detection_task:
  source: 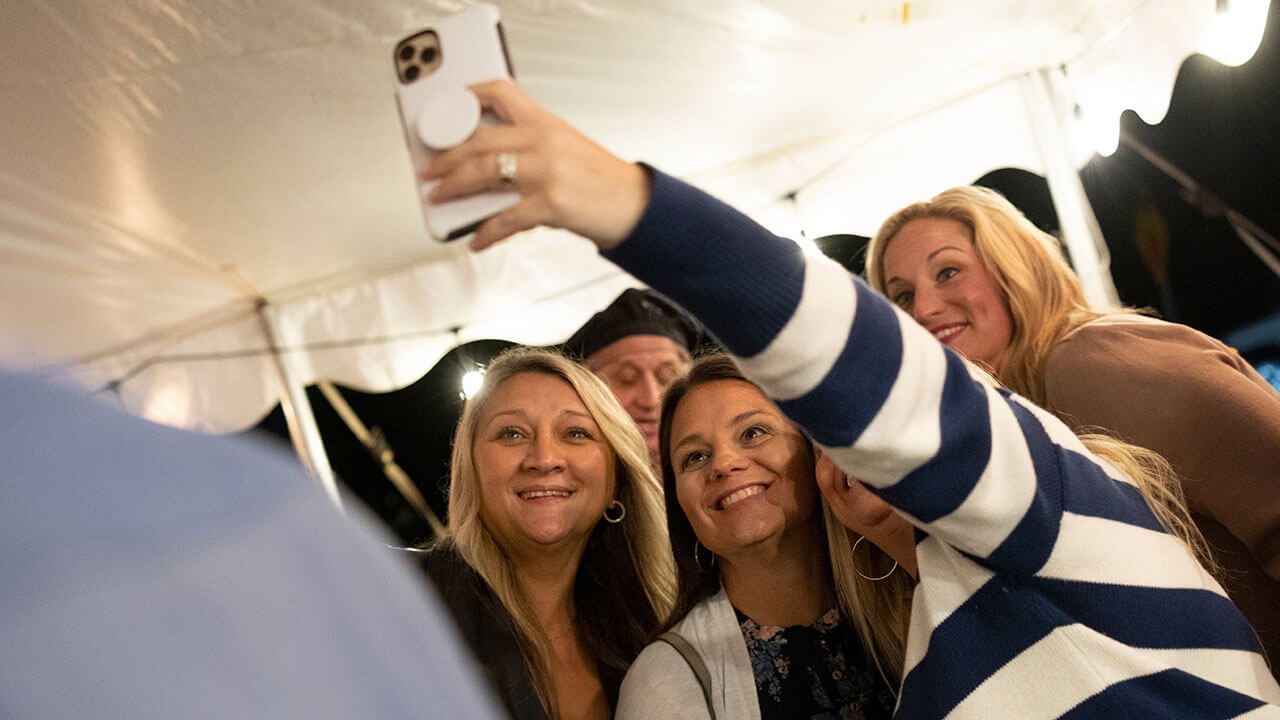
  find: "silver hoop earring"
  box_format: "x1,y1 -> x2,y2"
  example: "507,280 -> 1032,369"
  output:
852,535 -> 898,581
693,539 -> 717,573
603,500 -> 626,524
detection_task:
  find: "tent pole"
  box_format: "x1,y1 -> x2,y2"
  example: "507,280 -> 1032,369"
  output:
318,379 -> 445,536
254,300 -> 344,510
1119,131 -> 1280,281
1022,69 -> 1122,309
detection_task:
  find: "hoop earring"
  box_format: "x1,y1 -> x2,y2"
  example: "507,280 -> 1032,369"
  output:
603,500 -> 626,524
852,535 -> 898,581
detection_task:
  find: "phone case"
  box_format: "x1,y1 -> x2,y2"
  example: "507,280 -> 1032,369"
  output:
393,3 -> 517,241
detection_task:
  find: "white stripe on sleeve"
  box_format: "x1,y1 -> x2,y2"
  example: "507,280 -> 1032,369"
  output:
1039,513 -> 1222,590
923,383 -> 1037,558
948,624 -> 1167,720
902,538 -> 996,678
822,308 -> 947,488
738,256 -> 855,401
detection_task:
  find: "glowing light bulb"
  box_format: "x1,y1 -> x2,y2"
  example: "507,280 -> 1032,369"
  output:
461,369 -> 485,398
1071,103 -> 1121,159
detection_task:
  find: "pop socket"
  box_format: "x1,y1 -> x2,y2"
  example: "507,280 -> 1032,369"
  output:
416,87 -> 481,149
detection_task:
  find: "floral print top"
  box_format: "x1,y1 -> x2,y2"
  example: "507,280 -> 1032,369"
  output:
737,607 -> 896,720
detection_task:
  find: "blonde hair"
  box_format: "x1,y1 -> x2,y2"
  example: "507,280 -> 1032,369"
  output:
824,510 -> 914,690
865,184 -> 1212,553
866,185 -> 1115,406
442,346 -> 675,717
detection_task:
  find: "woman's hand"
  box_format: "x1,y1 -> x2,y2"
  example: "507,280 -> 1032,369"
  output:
816,453 -> 918,577
815,454 -> 897,534
422,79 -> 651,252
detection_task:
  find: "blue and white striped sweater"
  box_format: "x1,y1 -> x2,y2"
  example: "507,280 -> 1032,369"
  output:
606,168 -> 1280,718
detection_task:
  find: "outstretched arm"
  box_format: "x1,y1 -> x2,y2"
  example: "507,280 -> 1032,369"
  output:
430,79 -> 1180,578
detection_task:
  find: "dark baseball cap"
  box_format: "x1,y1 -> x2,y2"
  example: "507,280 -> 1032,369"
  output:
561,288 -> 707,361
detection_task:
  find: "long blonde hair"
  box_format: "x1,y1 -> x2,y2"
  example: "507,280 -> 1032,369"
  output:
866,185 -> 1117,406
442,346 -> 675,717
865,184 -> 1213,558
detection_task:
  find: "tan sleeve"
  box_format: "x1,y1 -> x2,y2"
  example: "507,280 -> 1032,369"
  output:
1043,319 -> 1280,583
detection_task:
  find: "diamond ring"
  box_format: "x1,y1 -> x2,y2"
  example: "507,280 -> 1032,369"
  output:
496,151 -> 518,186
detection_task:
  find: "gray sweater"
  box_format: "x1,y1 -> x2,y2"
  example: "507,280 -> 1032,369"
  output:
616,589 -> 760,720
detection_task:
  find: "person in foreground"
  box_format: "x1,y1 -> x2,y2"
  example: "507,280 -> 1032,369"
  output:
863,185 -> 1280,670
418,346 -> 675,720
615,354 -> 897,720
0,370 -> 503,720
424,79 -> 1280,718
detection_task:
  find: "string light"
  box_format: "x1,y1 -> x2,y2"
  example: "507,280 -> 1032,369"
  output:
461,368 -> 485,398
448,325 -> 486,399
1202,0 -> 1269,66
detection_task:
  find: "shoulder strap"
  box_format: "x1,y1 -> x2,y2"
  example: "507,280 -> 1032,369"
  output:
656,630 -> 715,720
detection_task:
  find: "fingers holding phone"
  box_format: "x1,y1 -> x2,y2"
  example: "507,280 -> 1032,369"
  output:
393,4 -> 517,242
423,80 -> 652,252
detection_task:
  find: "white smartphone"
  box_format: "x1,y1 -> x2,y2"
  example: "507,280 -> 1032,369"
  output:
393,3 -> 518,241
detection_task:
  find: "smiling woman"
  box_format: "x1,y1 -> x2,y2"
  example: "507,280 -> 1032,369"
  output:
615,354 -> 897,720
415,346 -> 674,720
473,372 -> 617,557
670,378 -> 819,547
877,217 -> 1014,374
866,185 -> 1280,672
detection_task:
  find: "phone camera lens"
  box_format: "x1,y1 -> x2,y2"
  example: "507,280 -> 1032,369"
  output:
420,46 -> 437,64
405,64 -> 420,81
398,45 -> 415,62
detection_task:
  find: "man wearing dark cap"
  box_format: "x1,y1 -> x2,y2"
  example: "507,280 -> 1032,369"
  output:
562,288 -> 706,468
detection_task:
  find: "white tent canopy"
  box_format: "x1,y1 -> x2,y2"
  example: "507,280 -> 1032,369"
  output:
1,0 -> 1269,439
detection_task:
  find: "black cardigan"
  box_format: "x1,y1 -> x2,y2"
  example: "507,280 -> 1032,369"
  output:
419,546 -> 549,720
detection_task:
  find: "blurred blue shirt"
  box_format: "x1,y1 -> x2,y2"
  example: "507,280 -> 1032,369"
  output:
0,371 -> 504,720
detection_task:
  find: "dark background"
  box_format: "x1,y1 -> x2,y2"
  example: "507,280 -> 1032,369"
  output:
246,4 -> 1280,545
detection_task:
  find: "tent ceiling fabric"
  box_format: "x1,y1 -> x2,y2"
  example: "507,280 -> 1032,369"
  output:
0,0 -> 1255,431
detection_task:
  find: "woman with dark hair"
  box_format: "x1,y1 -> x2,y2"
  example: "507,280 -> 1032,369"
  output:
614,353 -> 896,719
418,346 -> 674,720
421,79 -> 1280,717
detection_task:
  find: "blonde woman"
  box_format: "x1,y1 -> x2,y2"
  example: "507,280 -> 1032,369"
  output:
865,185 -> 1280,672
421,79 -> 1280,717
419,346 -> 674,720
